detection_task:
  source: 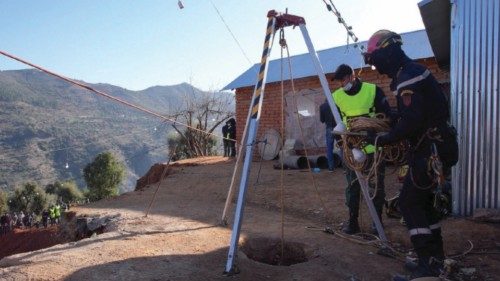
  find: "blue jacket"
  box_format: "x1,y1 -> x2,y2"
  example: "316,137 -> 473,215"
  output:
379,60 -> 449,146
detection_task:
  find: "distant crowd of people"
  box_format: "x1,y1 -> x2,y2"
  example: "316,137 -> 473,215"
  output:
0,203 -> 68,235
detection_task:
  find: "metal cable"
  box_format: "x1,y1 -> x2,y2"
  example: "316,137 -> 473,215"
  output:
208,0 -> 256,72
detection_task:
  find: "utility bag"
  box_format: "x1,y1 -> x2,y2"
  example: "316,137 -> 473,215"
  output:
435,124 -> 459,172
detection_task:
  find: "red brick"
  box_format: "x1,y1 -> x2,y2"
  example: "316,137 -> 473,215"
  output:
234,58 -> 448,154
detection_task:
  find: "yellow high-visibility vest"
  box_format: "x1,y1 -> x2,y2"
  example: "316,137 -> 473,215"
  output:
333,82 -> 377,154
54,205 -> 61,217
49,208 -> 56,218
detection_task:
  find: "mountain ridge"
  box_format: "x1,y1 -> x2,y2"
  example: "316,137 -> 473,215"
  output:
0,69 -> 233,192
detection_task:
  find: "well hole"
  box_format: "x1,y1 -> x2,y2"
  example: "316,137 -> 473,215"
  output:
241,237 -> 308,266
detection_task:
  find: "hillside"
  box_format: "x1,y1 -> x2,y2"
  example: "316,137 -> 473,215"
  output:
0,69 -> 233,192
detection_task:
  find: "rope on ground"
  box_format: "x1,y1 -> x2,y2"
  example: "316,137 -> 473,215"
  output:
449,240 -> 474,259
305,225 -> 407,262
336,231 -> 407,262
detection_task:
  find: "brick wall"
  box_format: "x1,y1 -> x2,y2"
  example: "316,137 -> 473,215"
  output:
234,58 -> 449,154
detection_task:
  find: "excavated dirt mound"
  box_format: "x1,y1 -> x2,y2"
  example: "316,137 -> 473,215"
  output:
135,157 -> 233,190
135,163 -> 173,191
0,226 -> 69,259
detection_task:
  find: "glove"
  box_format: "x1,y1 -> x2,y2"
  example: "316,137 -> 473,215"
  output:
376,132 -> 390,146
365,130 -> 389,146
364,130 -> 377,145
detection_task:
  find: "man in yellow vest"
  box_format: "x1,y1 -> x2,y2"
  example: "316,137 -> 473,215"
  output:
332,64 -> 392,234
54,203 -> 61,224
49,205 -> 56,226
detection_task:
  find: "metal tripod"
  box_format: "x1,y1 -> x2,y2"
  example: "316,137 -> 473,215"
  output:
223,10 -> 387,275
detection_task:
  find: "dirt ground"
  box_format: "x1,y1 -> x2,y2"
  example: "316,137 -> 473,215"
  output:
0,156 -> 499,281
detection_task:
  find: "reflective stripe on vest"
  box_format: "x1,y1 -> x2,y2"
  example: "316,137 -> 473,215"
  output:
332,82 -> 377,154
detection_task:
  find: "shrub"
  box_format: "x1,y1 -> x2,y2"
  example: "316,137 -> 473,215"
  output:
83,152 -> 125,201
8,182 -> 49,215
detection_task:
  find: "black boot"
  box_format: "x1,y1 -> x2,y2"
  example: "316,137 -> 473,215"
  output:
395,256 -> 441,281
413,256 -> 441,277
342,214 -> 360,235
405,229 -> 445,273
431,228 -> 445,261
409,234 -> 441,278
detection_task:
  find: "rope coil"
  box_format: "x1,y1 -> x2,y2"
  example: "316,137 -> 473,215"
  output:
339,115 -> 407,201
341,114 -> 406,172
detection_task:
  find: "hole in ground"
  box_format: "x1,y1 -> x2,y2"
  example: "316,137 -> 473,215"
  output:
241,237 -> 308,266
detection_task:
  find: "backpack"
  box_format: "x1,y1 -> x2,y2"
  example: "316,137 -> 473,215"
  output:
435,124 -> 459,172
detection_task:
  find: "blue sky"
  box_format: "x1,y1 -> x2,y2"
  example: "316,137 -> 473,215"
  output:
0,1 -> 425,92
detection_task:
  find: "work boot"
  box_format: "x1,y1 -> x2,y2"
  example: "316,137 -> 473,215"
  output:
411,256 -> 441,278
342,218 -> 360,234
395,256 -> 442,281
406,228 -> 445,272
404,257 -> 419,272
430,228 -> 445,261
404,256 -> 443,275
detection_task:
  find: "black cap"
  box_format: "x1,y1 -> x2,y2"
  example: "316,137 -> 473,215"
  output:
332,64 -> 353,81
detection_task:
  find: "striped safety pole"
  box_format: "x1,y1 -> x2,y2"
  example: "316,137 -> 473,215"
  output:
223,14 -> 277,275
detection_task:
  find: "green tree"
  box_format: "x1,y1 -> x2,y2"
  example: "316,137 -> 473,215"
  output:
57,181 -> 83,203
45,180 -> 83,203
0,190 -> 8,214
8,182 -> 49,214
45,181 -> 63,195
83,152 -> 125,201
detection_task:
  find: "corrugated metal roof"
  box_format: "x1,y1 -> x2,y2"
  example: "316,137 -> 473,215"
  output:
223,29 -> 434,90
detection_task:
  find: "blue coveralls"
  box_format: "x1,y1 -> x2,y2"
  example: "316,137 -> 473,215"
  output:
377,58 -> 458,272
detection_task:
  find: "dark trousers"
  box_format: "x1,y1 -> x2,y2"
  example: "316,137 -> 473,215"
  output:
223,140 -> 230,157
228,140 -> 236,157
344,158 -> 386,220
399,148 -> 444,260
325,126 -> 335,170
